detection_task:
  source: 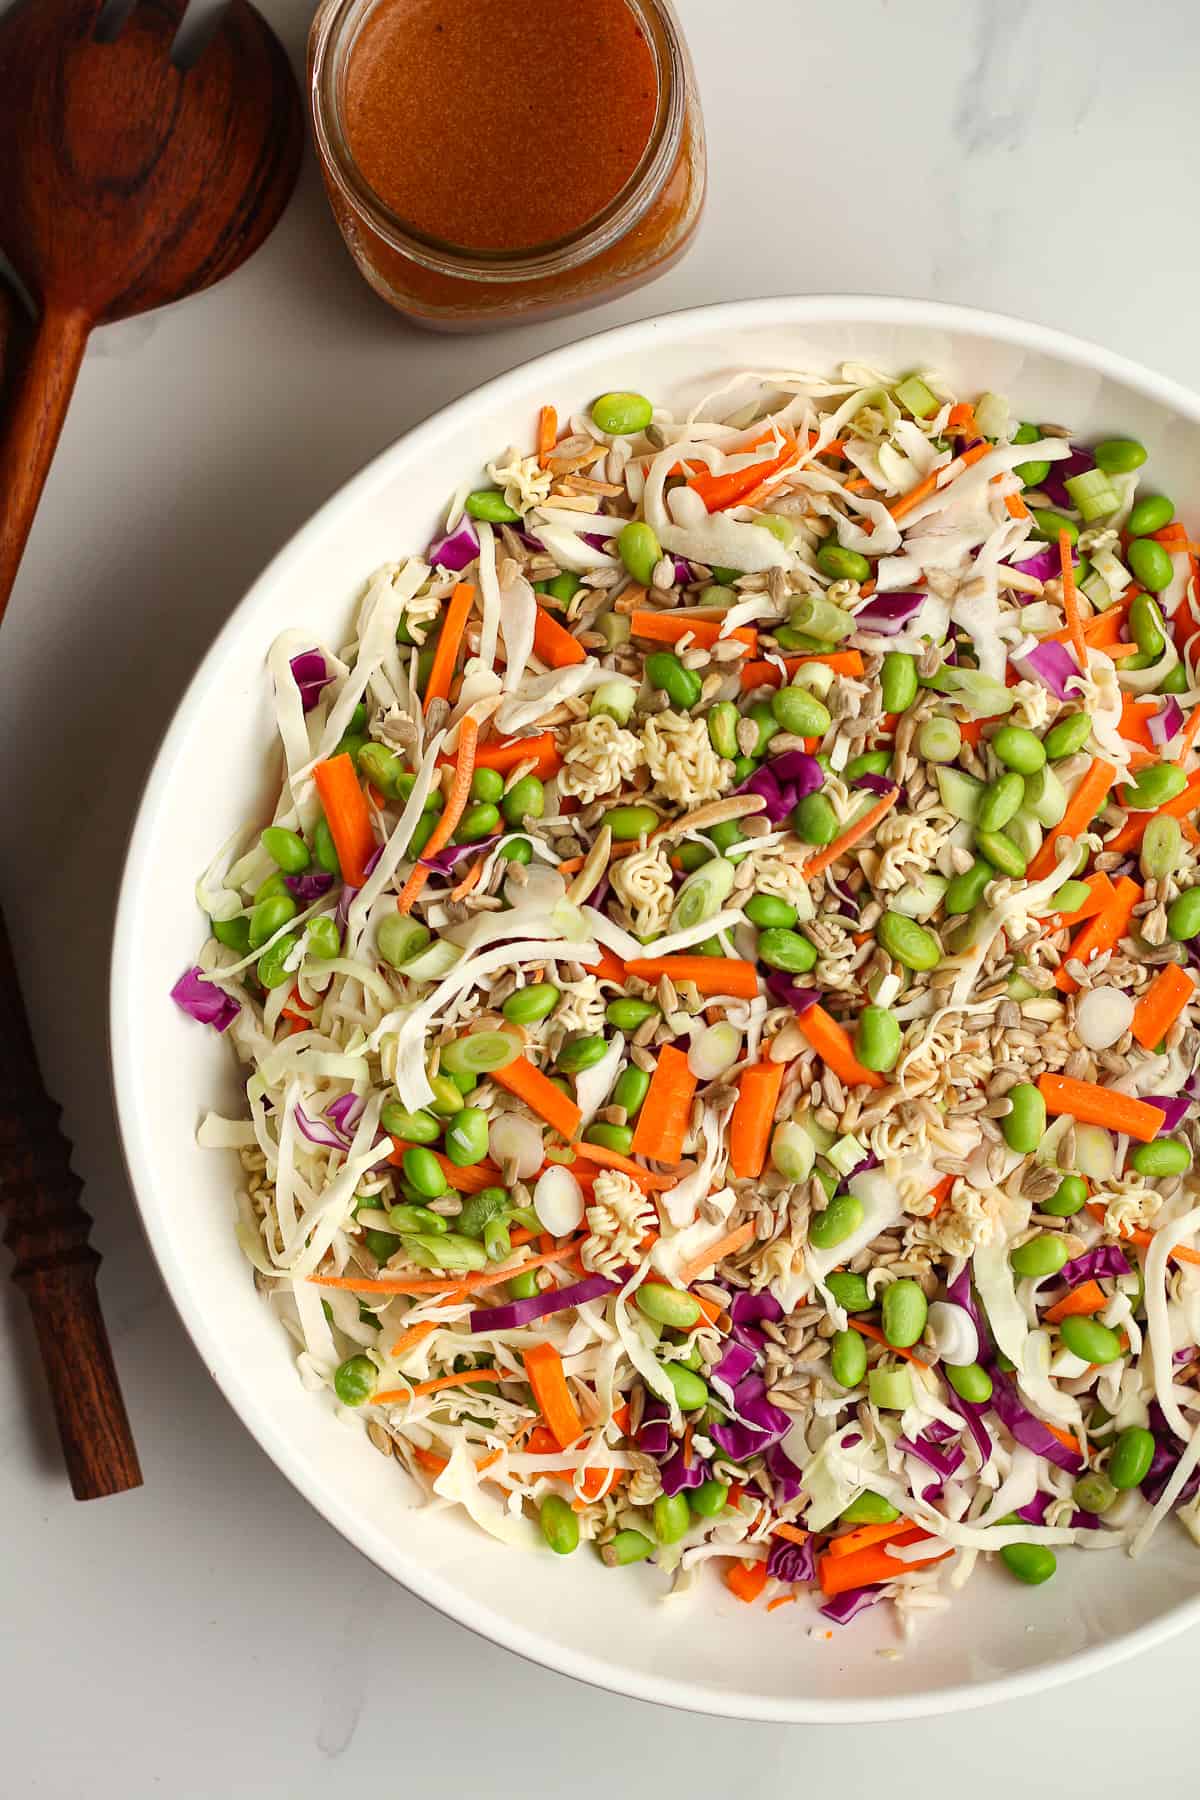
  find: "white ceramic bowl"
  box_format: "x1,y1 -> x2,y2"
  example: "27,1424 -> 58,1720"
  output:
112,297 -> 1200,1721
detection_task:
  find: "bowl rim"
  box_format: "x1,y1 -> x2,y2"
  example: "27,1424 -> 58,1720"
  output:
111,292 -> 1200,1722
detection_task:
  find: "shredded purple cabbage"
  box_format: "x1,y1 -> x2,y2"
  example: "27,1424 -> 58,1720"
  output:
422,835 -> 501,873
1139,1094 -> 1192,1134
284,871 -> 335,902
819,1585 -> 886,1625
766,1535 -> 816,1583
468,1273 -> 618,1334
427,516 -> 480,572
897,1432 -> 965,1482
659,1445 -> 710,1497
764,971 -> 820,1016
288,650 -> 333,714
989,1372 -> 1082,1471
1057,1245 -> 1130,1289
1016,1491 -> 1052,1525
709,1374 -> 792,1460
170,967 -> 240,1032
764,1440 -> 805,1503
294,1104 -> 351,1151
851,591 -> 925,636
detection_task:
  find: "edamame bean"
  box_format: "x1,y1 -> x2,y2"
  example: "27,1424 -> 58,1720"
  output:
455,801 -> 501,842
1128,538 -> 1175,595
470,766 -> 505,804
377,914 -> 430,969
254,865 -> 289,900
1002,1083 -> 1046,1156
359,743 -> 406,796
1142,814 -> 1183,881
540,1494 -> 580,1555
248,892 -> 297,948
1010,1231 -> 1068,1279
791,793 -> 838,845
1128,494 -> 1175,537
675,842 -> 713,873
876,910 -> 940,972
744,701 -> 780,756
1073,1473 -> 1117,1516
605,804 -> 659,841
945,1361 -> 993,1404
1093,438 -> 1147,475
844,750 -> 892,782
503,983 -> 560,1025
261,826 -> 311,874
661,1362 -> 709,1410
1125,761 -> 1188,811
592,391 -> 653,435
1042,711 -> 1093,760
839,1490 -> 900,1525
481,1217 -> 511,1263
826,1271 -> 872,1313
501,776 -> 545,826
881,651 -> 919,714
499,838 -> 532,864
637,1284 -> 703,1330
380,1103 -> 441,1143
457,1187 -> 509,1238
386,1203 -> 447,1235
613,1066 -> 651,1117
428,1073 -> 468,1116
583,1122 -> 635,1154
508,1269 -> 540,1301
408,814 -> 436,858
978,771 -> 1025,832
1109,1426 -> 1155,1490
606,997 -> 658,1031
619,520 -> 661,586
646,649 -> 701,710
690,1478 -> 731,1518
1031,509 -> 1078,545
1013,421 -> 1051,488
882,1279 -> 928,1349
757,927 -> 818,974
830,1329 -> 868,1388
917,715 -> 962,763
1168,887 -> 1200,941
557,1035 -> 609,1075
707,700 -> 740,759
1042,1173 -> 1087,1217
1130,592 -> 1167,662
332,731 -> 367,764
1159,661 -> 1189,693
465,488 -> 521,523
306,916 -> 341,960
992,725 -> 1046,774
1059,1315 -> 1124,1364
212,915 -> 251,954
770,685 -> 832,737
816,543 -> 871,583
653,1492 -> 693,1546
808,1192 -> 865,1250
974,829 -> 1027,878
334,1354 -> 377,1406
1000,1543 -> 1056,1585
1051,879 -> 1092,914
944,857 -> 995,915
445,1108 -> 489,1167
729,757 -> 758,783
256,932 -> 299,989
1129,1136 -> 1192,1176
856,1005 -> 901,1073
744,893 -> 798,929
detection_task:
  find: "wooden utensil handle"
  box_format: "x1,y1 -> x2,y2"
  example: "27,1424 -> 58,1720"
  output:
0,905 -> 142,1499
0,303 -> 90,628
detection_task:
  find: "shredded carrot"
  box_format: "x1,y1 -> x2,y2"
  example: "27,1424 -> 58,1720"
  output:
571,1468 -> 626,1510
589,943 -> 628,984
1130,963 -> 1196,1050
449,857 -> 485,901
797,1003 -> 886,1091
491,1054 -> 582,1141
1055,876 -> 1142,993
1105,768 -> 1200,853
312,753 -> 378,888
677,1220 -> 755,1287
464,731 -> 561,779
532,605 -> 586,668
825,1519 -> 915,1561
1038,1075 -> 1166,1144
1058,529 -> 1088,670
886,442 -> 988,523
1025,758 -> 1117,881
630,1045 -> 697,1164
1043,1280 -> 1107,1325
739,650 -> 865,691
947,402 -> 977,435
411,1445 -> 449,1476
536,404 -> 557,467
766,1593 -> 797,1612
1084,1201 -> 1200,1268
802,786 -> 900,883
388,1139 -> 504,1194
374,1367 -> 504,1405
724,1557 -> 770,1604
1119,696 -> 1161,753
727,1059 -> 785,1180
1037,870 -> 1116,928
848,1317 -> 930,1369
927,1174 -> 954,1218
571,1139 -> 674,1189
689,432 -> 798,512
1044,1420 -> 1084,1457
395,717 -> 478,913
819,1528 -> 947,1598
310,1245 -> 577,1297
422,582 -> 475,712
1151,521 -> 1190,551
524,1341 -> 583,1449
629,610 -> 758,655
1175,706 -> 1200,768
622,954 -> 760,999
388,1319 -> 439,1358
1004,491 -> 1030,521
772,1522 -> 810,1547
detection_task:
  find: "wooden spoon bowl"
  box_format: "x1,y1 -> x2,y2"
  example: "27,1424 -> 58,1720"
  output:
0,0 -> 303,614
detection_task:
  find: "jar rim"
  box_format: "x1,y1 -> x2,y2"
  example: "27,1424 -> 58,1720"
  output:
309,0 -> 688,285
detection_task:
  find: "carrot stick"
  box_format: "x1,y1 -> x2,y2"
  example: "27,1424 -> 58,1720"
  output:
422,582 -> 475,713
532,605 -> 586,668
312,753 -> 378,888
1130,963 -> 1196,1050
1151,521 -> 1190,551
1119,697 -> 1161,752
523,1341 -> 583,1448
689,433 -> 798,512
310,1245 -> 578,1296
818,1529 -> 948,1597
947,402 -> 977,435
1038,1075 -> 1166,1143
374,1367 -> 506,1404
1026,759 -> 1117,881
740,650 -> 865,691
1043,1280 -> 1107,1325
724,1558 -> 770,1604
1105,768 -> 1200,854
1036,870 -> 1116,927
629,610 -> 758,654
571,1139 -> 675,1190
1058,529 -> 1088,671
536,404 -> 557,467
797,1003 -> 886,1091
492,1054 -> 583,1141
588,943 -> 628,985
801,786 -> 900,882
848,1317 -> 930,1369
465,731 -> 562,779
1174,707 -> 1200,768
1054,876 -> 1142,993
623,955 -> 760,999
826,1519 -> 916,1560
677,1220 -> 755,1287
772,1522 -> 810,1547
1004,492 -> 1030,521
728,1059 -> 785,1180
630,1044 -> 696,1164
1085,1201 -> 1200,1268
388,1140 -> 504,1194
395,717 -> 478,913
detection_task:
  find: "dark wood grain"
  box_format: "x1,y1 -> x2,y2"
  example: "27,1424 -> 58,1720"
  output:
0,0 -> 304,618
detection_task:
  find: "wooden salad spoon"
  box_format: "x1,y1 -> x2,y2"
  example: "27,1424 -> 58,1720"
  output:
0,0 -> 304,621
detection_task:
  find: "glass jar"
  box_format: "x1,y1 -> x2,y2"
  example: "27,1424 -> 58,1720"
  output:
308,0 -> 705,331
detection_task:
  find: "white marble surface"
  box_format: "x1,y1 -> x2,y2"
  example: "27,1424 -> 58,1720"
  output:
3,0 -> 1200,1791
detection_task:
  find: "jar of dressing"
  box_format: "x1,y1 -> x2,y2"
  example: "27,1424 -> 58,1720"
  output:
308,0 -> 705,329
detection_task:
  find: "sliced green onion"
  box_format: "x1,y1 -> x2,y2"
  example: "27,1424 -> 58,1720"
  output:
868,1364 -> 914,1410
895,375 -> 939,419
935,766 -> 986,823
1064,469 -> 1120,522
440,1030 -> 523,1076
789,596 -> 856,642
669,856 -> 736,933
